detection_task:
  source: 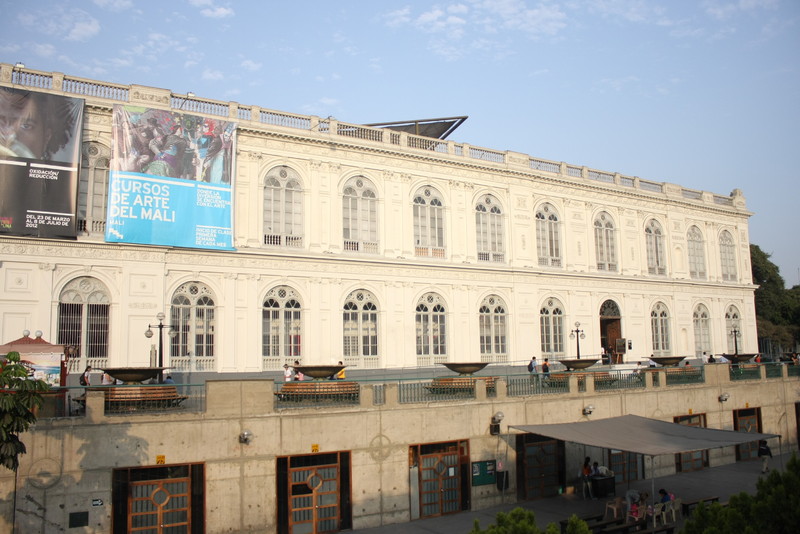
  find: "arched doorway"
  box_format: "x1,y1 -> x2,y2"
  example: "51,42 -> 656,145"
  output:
599,300 -> 623,364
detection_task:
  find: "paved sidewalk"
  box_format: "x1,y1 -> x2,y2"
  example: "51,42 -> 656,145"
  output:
353,452 -> 794,533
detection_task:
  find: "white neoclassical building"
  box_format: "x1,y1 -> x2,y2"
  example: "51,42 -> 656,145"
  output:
0,63 -> 756,375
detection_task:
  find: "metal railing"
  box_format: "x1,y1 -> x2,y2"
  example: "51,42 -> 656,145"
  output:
729,364 -> 760,381
38,384 -> 206,418
665,367 -> 705,385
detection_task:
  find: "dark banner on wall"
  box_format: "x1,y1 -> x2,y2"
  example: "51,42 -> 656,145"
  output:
106,105 -> 235,249
0,87 -> 84,238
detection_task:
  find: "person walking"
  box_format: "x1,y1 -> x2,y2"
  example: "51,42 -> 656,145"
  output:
758,440 -> 773,473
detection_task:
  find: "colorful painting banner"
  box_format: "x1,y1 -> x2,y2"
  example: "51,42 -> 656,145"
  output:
0,87 -> 84,238
106,105 -> 235,249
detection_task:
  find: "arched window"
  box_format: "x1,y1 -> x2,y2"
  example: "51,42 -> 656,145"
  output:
536,203 -> 562,267
650,302 -> 671,355
342,176 -> 378,254
170,282 -> 216,371
57,276 -> 110,370
78,142 -> 110,236
687,226 -> 706,280
263,166 -> 303,247
594,212 -> 617,271
475,195 -> 504,262
343,289 -> 379,367
719,230 -> 737,282
725,306 -> 741,354
539,298 -> 565,357
413,187 -> 445,258
693,304 -> 711,357
262,286 -> 302,369
415,293 -> 447,365
645,219 -> 667,275
479,295 -> 507,362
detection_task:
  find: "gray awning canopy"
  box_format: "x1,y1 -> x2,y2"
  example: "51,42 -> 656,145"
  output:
511,415 -> 779,457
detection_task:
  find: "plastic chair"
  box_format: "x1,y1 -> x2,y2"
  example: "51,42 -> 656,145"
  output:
605,497 -> 624,518
651,503 -> 665,526
665,498 -> 682,522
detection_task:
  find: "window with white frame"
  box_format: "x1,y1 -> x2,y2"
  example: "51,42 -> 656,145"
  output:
479,295 -> 507,362
536,203 -> 562,267
413,187 -> 445,258
170,282 -> 216,371
693,304 -> 711,357
650,302 -> 671,355
342,289 -> 379,367
57,277 -> 110,368
263,166 -> 303,247
719,230 -> 737,282
687,226 -> 707,280
342,177 -> 378,254
645,219 -> 667,275
725,306 -> 741,354
77,142 -> 110,236
262,286 -> 302,368
415,293 -> 447,364
539,298 -> 565,357
594,211 -> 617,271
475,195 -> 504,262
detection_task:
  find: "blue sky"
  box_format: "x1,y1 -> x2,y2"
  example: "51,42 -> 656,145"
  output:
2,0 -> 799,285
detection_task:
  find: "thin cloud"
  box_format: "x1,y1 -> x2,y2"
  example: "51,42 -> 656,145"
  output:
241,59 -> 262,71
67,17 -> 101,41
202,68 -> 224,80
18,7 -> 101,42
201,6 -> 234,18
92,0 -> 134,10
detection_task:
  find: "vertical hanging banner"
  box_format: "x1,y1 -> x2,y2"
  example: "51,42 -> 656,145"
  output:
106,105 -> 235,249
0,87 -> 84,238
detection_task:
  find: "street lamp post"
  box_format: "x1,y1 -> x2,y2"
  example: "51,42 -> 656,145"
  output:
730,323 -> 741,355
145,312 -> 177,383
569,322 -> 586,359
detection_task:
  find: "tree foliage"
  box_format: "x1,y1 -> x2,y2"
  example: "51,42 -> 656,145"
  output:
469,507 -> 577,534
750,245 -> 800,352
681,454 -> 800,534
0,351 -> 50,471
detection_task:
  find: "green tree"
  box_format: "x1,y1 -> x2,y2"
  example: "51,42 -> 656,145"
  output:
0,351 -> 50,471
681,454 -> 800,534
750,245 -> 799,352
469,507 -> 578,534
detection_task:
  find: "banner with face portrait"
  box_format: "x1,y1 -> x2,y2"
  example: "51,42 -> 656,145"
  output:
106,105 -> 235,249
0,87 -> 84,238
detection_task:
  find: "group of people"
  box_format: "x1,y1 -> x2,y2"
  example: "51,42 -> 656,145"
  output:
624,488 -> 677,521
578,457 -> 614,500
527,356 -> 550,381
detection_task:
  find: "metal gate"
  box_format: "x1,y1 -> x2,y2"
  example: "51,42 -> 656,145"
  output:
734,408 -> 761,460
522,440 -> 560,499
419,451 -> 461,517
288,458 -> 342,533
129,477 -> 191,533
674,414 -> 708,471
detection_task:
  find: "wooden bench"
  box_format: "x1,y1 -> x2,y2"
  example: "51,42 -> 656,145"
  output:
600,517 -> 646,534
275,381 -> 359,402
586,516 -> 624,533
638,525 -> 676,534
559,511 -> 605,534
681,496 -> 719,516
547,372 -> 613,388
425,376 -> 497,394
75,386 -> 188,412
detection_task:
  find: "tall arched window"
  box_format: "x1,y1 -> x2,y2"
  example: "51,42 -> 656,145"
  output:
693,304 -> 711,357
539,298 -> 565,357
645,219 -> 667,275
536,203 -> 562,267
57,276 -> 110,370
725,306 -> 741,354
342,176 -> 378,254
479,295 -> 507,362
170,282 -> 216,371
719,230 -> 737,282
650,302 -> 671,355
343,289 -> 379,367
594,212 -> 617,271
78,142 -> 110,236
413,187 -> 445,258
475,194 -> 504,262
262,286 -> 302,369
263,165 -> 303,247
687,226 -> 706,280
415,293 -> 447,365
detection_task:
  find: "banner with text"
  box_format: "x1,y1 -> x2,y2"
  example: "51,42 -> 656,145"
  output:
0,87 -> 84,238
106,105 -> 235,249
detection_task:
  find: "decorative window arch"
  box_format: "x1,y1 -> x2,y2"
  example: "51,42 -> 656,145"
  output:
78,141 -> 110,236
650,301 -> 671,355
263,165 -> 303,247
170,282 -> 216,371
539,298 -> 565,357
645,219 -> 667,275
57,276 -> 111,369
342,176 -> 378,254
719,230 -> 737,282
687,226 -> 706,280
415,292 -> 447,364
594,211 -> 617,271
479,295 -> 508,362
413,186 -> 445,258
693,304 -> 711,357
536,203 -> 562,267
475,194 -> 504,262
725,305 -> 741,354
343,289 -> 379,367
262,285 -> 302,368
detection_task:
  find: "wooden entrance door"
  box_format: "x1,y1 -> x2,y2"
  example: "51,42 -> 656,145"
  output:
522,440 -> 560,499
674,414 -> 709,471
128,477 -> 191,533
734,408 -> 761,460
288,461 -> 341,534
419,451 -> 461,518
